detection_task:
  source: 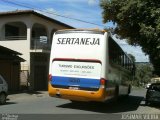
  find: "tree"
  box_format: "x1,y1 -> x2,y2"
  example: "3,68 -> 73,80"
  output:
100,0 -> 160,76
128,53 -> 136,63
134,63 -> 153,87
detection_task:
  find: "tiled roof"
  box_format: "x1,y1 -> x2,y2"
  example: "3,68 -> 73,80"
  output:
0,10 -> 74,28
0,45 -> 22,55
0,45 -> 25,62
0,10 -> 34,15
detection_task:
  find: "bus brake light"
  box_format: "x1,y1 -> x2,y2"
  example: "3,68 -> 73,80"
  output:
100,78 -> 106,85
100,78 -> 106,88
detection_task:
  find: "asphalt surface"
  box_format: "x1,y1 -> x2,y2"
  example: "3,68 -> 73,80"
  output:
0,88 -> 160,120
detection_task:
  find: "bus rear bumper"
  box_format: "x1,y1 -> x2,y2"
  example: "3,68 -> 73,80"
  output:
48,83 -> 106,102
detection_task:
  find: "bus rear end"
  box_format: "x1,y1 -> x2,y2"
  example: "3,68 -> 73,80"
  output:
48,30 -> 107,102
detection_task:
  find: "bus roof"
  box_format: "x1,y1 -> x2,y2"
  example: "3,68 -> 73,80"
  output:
55,29 -> 106,35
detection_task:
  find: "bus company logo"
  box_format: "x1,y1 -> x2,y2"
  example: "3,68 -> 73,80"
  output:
57,38 -> 100,45
69,78 -> 80,83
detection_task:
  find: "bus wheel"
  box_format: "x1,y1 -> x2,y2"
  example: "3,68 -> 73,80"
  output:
114,85 -> 119,101
70,100 -> 87,104
70,100 -> 82,104
128,85 -> 131,94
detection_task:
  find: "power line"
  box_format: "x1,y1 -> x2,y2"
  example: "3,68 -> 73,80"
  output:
1,0 -> 105,27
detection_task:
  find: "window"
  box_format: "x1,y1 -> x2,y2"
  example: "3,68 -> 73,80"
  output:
108,37 -> 134,71
5,24 -> 19,37
4,22 -> 27,40
108,37 -> 123,66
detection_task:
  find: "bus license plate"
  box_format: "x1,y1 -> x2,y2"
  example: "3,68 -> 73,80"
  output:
69,86 -> 79,90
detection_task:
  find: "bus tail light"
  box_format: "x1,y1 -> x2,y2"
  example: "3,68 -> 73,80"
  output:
100,78 -> 106,88
49,74 -> 52,81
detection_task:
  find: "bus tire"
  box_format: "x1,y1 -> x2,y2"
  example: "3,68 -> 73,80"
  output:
70,100 -> 85,104
128,85 -> 131,95
114,85 -> 119,101
124,85 -> 131,98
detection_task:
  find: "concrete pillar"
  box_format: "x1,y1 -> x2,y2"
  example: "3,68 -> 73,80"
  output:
0,23 -> 5,40
0,23 -> 2,40
48,28 -> 52,46
26,23 -> 33,90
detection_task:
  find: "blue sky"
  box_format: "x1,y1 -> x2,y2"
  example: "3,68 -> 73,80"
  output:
0,0 -> 112,28
0,0 -> 149,62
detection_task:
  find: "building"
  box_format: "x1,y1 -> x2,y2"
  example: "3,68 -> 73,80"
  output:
0,45 -> 24,91
0,10 -> 73,90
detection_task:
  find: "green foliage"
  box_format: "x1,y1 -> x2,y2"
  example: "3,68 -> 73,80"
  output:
128,53 -> 136,62
133,63 -> 153,87
100,0 -> 160,76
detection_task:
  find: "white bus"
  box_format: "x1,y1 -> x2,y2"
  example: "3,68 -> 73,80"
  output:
48,29 -> 135,102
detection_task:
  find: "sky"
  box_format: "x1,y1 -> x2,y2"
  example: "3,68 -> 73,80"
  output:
0,0 -> 149,62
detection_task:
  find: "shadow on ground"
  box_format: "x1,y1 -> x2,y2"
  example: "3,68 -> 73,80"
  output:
144,103 -> 160,109
1,102 -> 17,106
9,90 -> 45,95
24,91 -> 44,95
57,95 -> 144,113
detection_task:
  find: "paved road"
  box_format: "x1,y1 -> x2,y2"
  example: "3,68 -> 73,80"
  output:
0,88 -> 160,120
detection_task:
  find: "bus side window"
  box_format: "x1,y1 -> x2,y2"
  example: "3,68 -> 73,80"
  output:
108,36 -> 134,72
108,37 -> 123,66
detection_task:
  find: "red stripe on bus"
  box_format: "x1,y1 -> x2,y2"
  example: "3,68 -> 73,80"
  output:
52,58 -> 102,64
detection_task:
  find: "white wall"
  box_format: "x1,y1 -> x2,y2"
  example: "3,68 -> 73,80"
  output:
0,13 -> 72,71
